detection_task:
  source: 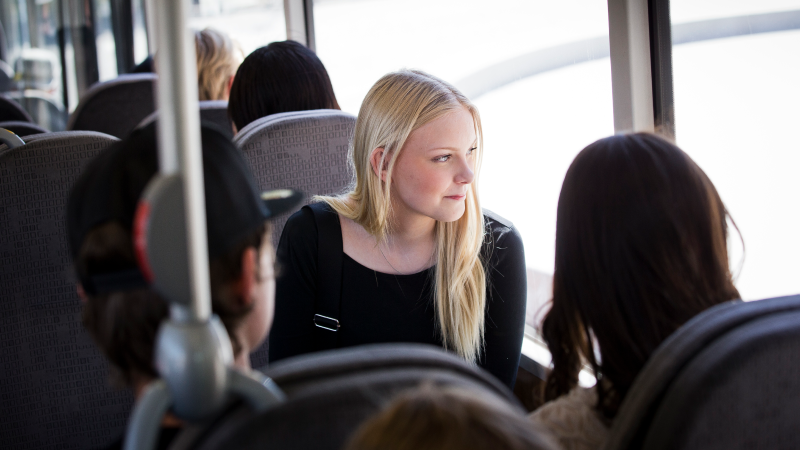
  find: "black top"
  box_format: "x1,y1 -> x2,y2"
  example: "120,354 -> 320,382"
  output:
270,204 -> 527,389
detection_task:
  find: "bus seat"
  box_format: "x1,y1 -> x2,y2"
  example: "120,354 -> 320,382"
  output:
604,294 -> 800,450
232,109 -> 355,369
232,109 -> 355,248
199,100 -> 233,139
0,93 -> 34,122
0,131 -> 133,450
137,100 -> 233,140
0,120 -> 49,137
67,73 -> 157,138
169,343 -> 521,450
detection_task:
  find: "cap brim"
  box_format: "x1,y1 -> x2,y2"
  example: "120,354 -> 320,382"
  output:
261,189 -> 304,218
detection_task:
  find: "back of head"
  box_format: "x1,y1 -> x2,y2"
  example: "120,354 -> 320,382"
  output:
195,28 -> 243,101
345,384 -> 557,450
69,123 -> 277,386
542,133 -> 740,417
228,40 -> 339,130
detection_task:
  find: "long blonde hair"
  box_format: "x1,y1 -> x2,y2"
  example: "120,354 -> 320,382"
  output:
318,70 -> 486,362
195,28 -> 243,101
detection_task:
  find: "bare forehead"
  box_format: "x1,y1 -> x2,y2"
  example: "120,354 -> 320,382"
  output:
405,108 -> 477,151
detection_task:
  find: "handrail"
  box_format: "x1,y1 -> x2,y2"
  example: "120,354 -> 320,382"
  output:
151,0 -> 210,322
0,128 -> 25,149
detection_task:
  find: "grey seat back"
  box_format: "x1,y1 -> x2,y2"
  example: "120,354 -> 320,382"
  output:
137,100 -> 233,140
232,109 -> 356,248
180,344 -> 521,450
0,93 -> 33,122
67,73 -> 157,138
0,131 -> 133,450
605,294 -> 800,450
0,120 -> 49,137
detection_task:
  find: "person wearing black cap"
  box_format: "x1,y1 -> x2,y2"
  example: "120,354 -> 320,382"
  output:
67,122 -> 301,450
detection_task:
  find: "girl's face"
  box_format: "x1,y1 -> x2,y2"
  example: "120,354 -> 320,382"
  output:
389,107 -> 477,224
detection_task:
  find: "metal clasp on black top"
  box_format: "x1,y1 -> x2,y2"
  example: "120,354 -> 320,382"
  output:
314,314 -> 340,332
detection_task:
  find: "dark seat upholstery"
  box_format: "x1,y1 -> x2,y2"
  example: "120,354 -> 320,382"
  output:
604,294 -> 800,450
67,73 -> 157,138
232,109 -> 355,368
137,100 -> 233,140
0,120 -> 49,137
172,344 -> 521,450
0,93 -> 33,122
0,131 -> 133,450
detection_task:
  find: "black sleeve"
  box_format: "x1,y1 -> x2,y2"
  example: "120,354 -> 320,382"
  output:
269,207 -> 319,362
480,218 -> 527,390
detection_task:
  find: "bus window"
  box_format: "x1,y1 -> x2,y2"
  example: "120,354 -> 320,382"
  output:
670,0 -> 800,300
93,0 -> 118,81
187,0 -> 286,57
0,0 -> 67,131
314,0 -> 614,327
132,0 -> 148,65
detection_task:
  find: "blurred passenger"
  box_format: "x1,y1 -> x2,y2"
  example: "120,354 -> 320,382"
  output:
128,28 -> 242,101
531,133 -> 741,450
67,123 -> 300,450
195,28 -> 243,101
227,40 -> 339,132
345,384 -> 558,450
271,70 -> 526,389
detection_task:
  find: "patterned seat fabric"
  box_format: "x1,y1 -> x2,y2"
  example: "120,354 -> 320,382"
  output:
67,74 -> 157,139
232,109 -> 356,369
0,131 -> 133,450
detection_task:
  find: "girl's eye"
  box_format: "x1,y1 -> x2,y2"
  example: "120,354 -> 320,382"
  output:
467,146 -> 477,155
434,155 -> 451,162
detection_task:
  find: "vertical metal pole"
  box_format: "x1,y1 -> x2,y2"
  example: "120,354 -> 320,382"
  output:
284,0 -> 308,47
607,0 -> 655,133
303,0 -> 315,52
648,0 -> 675,140
152,0 -> 211,322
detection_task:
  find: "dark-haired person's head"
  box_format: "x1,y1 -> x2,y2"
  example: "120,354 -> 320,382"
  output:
542,133 -> 740,418
345,384 -> 557,450
67,123 -> 300,393
228,40 -> 339,132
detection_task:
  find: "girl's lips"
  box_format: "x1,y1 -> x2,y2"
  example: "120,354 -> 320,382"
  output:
445,194 -> 466,200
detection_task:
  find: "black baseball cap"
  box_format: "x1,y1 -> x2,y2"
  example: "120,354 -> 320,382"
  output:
67,122 -> 302,294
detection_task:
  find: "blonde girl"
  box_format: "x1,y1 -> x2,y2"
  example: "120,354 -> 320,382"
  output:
270,70 -> 527,388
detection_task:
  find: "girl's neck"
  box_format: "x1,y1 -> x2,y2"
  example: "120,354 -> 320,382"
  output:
385,201 -> 436,249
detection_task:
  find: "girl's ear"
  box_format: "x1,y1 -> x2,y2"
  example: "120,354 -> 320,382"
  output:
233,247 -> 257,308
369,147 -> 388,182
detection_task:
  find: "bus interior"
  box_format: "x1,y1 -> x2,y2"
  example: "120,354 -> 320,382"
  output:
0,0 -> 799,449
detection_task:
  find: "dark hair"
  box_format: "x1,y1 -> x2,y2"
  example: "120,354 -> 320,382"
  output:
542,133 -> 740,418
345,384 -> 557,450
77,221 -> 269,386
228,40 -> 339,131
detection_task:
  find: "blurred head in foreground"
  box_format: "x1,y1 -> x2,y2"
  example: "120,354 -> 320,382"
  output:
345,384 -> 557,450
